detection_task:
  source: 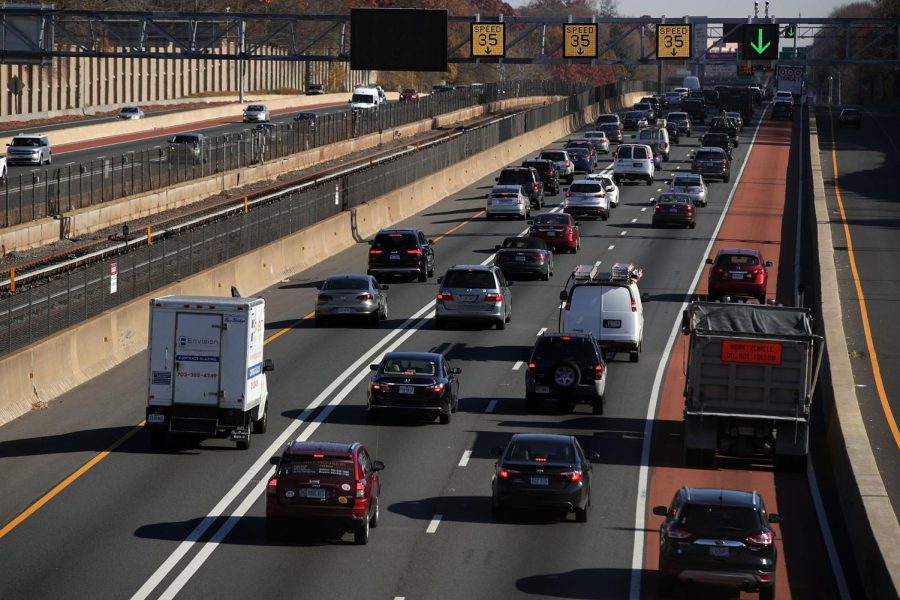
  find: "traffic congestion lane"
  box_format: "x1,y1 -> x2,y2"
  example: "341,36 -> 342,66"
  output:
642,107 -> 841,600
0,110 -> 769,600
816,106 -> 900,521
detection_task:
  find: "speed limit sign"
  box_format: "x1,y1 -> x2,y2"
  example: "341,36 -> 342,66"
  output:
656,25 -> 693,60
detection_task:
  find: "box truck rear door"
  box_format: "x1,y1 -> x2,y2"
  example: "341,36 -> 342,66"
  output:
174,312 -> 223,405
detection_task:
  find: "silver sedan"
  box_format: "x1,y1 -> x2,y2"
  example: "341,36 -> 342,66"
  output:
315,274 -> 388,326
669,173 -> 708,207
486,185 -> 530,219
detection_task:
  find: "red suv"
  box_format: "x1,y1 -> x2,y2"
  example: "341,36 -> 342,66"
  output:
266,441 -> 385,545
706,248 -> 773,303
399,88 -> 419,101
528,212 -> 580,253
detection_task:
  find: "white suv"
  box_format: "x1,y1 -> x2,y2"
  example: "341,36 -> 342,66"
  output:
612,143 -> 654,186
6,133 -> 51,165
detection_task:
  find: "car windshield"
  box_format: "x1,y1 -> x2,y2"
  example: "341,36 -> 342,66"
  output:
704,134 -> 729,142
322,277 -> 370,291
352,93 -> 376,103
503,237 -> 545,249
121,107 -> 138,113
658,194 -> 690,205
281,458 -> 353,479
401,89 -> 416,94
599,124 -> 618,131
696,150 -> 724,161
726,112 -> 741,119
505,441 -> 575,464
11,138 -> 40,147
596,115 -> 619,124
625,111 -> 643,119
522,161 -> 550,171
540,151 -> 566,161
585,132 -> 607,139
842,109 -> 859,116
532,336 -> 595,361
297,113 -> 316,119
533,213 -> 570,225
716,254 -> 760,267
442,270 -> 495,289
381,357 -> 438,376
247,105 -> 265,111
679,505 -> 760,532
569,182 -> 601,193
673,177 -> 701,187
372,233 -> 417,250
634,103 -> 651,110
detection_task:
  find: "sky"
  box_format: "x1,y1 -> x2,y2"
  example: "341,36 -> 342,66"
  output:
504,0 -> 848,19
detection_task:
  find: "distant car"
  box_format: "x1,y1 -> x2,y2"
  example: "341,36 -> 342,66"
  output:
612,143 -> 655,185
701,88 -> 719,107
494,236 -> 554,280
666,111 -> 692,137
565,138 -> 598,158
305,83 -> 326,95
707,117 -> 739,147
243,104 -> 270,123
6,133 -> 51,165
564,178 -> 611,221
665,91 -> 684,108
581,130 -> 611,154
367,228 -> 435,282
652,193 -> 696,229
521,158 -> 561,196
706,247 -> 773,303
700,132 -> 733,158
399,88 -> 419,101
774,90 -> 794,105
567,147 -> 595,174
633,102 -> 656,121
652,94 -> 668,110
681,98 -> 707,125
528,212 -> 581,254
167,132 -> 206,162
725,111 -> 744,132
653,486 -> 781,599
293,112 -> 318,126
838,107 -> 862,128
691,147 -> 731,182
266,441 -> 384,545
495,166 -> 544,209
431,84 -> 454,94
771,101 -> 793,120
117,106 -> 144,120
486,184 -> 530,220
586,173 -> 619,207
596,113 -> 622,129
525,332 -> 607,414
491,433 -> 598,521
669,173 -> 708,207
435,264 -> 512,329
367,351 -> 461,423
622,111 -> 648,131
537,149 -> 575,184
315,274 -> 388,326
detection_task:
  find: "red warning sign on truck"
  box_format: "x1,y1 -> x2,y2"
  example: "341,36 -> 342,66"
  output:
721,339 -> 783,365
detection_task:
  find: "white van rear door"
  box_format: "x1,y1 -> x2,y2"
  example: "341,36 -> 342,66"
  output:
599,286 -> 634,342
562,286 -> 602,338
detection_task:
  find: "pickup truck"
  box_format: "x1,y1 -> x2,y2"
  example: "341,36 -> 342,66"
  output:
680,301 -> 824,470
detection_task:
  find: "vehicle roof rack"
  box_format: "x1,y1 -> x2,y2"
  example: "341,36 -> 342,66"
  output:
610,262 -> 643,283
572,262 -> 643,284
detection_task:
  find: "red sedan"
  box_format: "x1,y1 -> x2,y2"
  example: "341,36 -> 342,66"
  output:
529,212 -> 580,253
706,248 -> 773,303
399,88 -> 419,101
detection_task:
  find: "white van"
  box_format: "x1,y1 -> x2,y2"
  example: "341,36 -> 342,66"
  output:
612,143 -> 655,185
683,76 -> 701,91
559,263 -> 646,362
637,127 -> 671,161
350,86 -> 380,110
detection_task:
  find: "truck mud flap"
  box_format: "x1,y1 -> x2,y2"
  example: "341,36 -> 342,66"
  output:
170,417 -> 217,435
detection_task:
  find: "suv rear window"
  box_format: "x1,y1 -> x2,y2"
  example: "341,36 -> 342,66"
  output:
322,278 -> 369,291
680,504 -> 760,532
596,114 -> 619,124
696,150 -> 725,161
532,336 -> 596,361
281,458 -> 354,478
497,169 -> 534,185
442,270 -> 495,289
533,213 -> 570,225
506,441 -> 575,463
172,135 -> 201,144
247,105 -> 266,111
372,233 -> 416,250
540,151 -> 566,161
569,182 -> 602,193
503,238 -> 545,249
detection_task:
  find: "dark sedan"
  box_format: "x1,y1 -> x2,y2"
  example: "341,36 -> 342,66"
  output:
838,107 -> 862,128
652,193 -> 696,229
367,352 -> 461,424
667,112 -> 692,137
622,111 -> 648,131
521,159 -> 561,196
491,433 -> 598,521
771,101 -> 793,120
597,122 -> 624,143
399,88 -> 419,101
494,236 -> 554,280
692,147 -> 731,182
567,147 -> 595,173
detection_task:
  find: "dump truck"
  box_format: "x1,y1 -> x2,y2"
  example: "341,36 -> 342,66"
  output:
718,87 -> 754,121
680,301 -> 823,470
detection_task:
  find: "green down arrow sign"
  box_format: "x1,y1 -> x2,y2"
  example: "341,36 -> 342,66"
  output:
743,24 -> 779,60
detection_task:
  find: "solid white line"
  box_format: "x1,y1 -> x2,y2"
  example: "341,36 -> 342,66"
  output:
607,245 -> 615,250
426,514 -> 443,533
628,108 -> 768,600
512,360 -> 524,370
485,399 -> 498,413
793,98 -> 805,305
536,327 -> 547,336
458,450 -> 473,467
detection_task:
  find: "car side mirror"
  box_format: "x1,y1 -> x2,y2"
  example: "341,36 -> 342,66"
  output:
641,292 -> 650,302
494,177 -> 499,181
651,199 -> 657,205
369,364 -> 379,371
495,244 -> 502,250
765,261 -> 773,267
768,513 -> 782,523
381,284 -> 389,290
559,290 -> 568,301
263,359 -> 275,372
652,506 -> 669,516
372,460 -> 385,472
451,367 -> 462,375
705,258 -> 714,265
427,239 -> 434,246
587,450 -> 601,462
490,446 -> 503,457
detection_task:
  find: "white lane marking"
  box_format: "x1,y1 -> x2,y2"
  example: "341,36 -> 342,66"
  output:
641,207 -> 648,212
676,165 -> 681,169
65,162 -> 75,166
655,188 -> 662,192
512,360 -> 524,370
485,399 -> 498,413
536,327 -> 547,336
631,218 -> 638,223
607,244 -> 615,250
620,230 -> 627,236
394,597 -> 406,600
426,514 -> 443,534
458,450 -> 472,467
628,105 -> 768,600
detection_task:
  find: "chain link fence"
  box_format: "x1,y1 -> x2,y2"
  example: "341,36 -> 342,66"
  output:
0,79 -> 654,356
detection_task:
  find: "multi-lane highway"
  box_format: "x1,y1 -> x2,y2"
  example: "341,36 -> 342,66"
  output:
816,106 -> 900,523
0,104 -> 851,599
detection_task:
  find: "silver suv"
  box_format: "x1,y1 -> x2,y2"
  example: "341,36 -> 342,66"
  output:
435,265 -> 512,330
564,179 -> 611,221
6,133 -> 51,165
242,104 -> 270,123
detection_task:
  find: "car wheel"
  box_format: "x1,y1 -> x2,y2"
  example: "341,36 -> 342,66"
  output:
526,396 -> 539,414
252,403 -> 268,434
428,266 -> 435,277
434,316 -> 446,330
496,318 -> 506,330
149,427 -> 167,450
439,406 -> 451,425
366,408 -> 378,423
592,395 -> 604,415
265,517 -> 283,542
370,497 -> 380,528
552,361 -> 581,390
381,303 -> 388,321
486,213 -> 494,220
630,349 -> 640,363
369,310 -> 380,326
541,269 -> 550,281
758,584 -> 776,600
491,496 -> 505,519
601,211 -> 609,221
575,498 -> 589,523
236,426 -> 251,450
724,174 -> 730,183
354,514 -> 370,545
646,177 -> 653,186
451,396 -> 458,413
314,315 -> 326,327
757,293 -> 767,304
417,269 -> 427,283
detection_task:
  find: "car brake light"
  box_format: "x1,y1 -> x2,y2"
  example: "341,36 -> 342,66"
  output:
528,362 -> 536,373
313,453 -> 325,458
594,193 -> 605,198
565,161 -> 571,167
356,481 -> 366,498
426,383 -> 446,393
631,294 -> 638,313
357,293 -> 373,301
565,193 -> 574,198
654,204 -> 663,211
407,249 -> 423,255
594,364 -> 604,380
317,294 -> 332,301
497,468 -> 519,479
534,456 -> 547,462
561,470 -> 583,482
747,530 -> 775,546
484,293 -> 503,303
369,249 -> 383,255
544,171 -> 552,175
267,477 -> 278,495
533,183 -> 539,191
370,382 -> 390,392
437,292 -> 453,301
666,525 -> 692,540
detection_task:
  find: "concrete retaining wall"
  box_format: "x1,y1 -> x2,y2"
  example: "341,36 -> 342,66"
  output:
808,114 -> 900,600
0,88 -> 645,427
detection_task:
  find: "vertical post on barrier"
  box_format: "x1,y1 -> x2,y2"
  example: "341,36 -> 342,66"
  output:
244,196 -> 249,214
147,226 -> 153,246
10,268 -> 15,293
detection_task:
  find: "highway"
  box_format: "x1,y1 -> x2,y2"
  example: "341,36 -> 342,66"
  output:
815,106 -> 900,523
0,105 -> 849,599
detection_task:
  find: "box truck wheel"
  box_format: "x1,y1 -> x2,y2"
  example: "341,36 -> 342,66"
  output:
236,427 -> 251,450
252,403 -> 268,434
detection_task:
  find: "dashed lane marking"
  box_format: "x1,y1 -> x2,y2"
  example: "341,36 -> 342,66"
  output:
426,514 -> 443,533
458,450 -> 472,467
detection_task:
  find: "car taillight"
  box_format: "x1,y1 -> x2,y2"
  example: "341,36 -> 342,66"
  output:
654,204 -> 663,211
533,183 -> 539,191
370,382 -> 390,392
426,383 -> 445,393
563,226 -> 573,235
565,161 -> 571,167
318,294 -> 332,301
561,470 -> 583,482
267,477 -> 277,495
484,293 -> 503,304
565,192 -> 574,198
594,193 -> 605,198
357,293 -> 373,301
528,362 -> 536,374
666,525 -> 692,540
497,467 -> 519,479
631,294 -> 638,313
544,170 -> 552,175
594,364 -> 604,380
407,249 -> 423,255
747,530 -> 775,546
437,292 -> 453,301
369,249 -> 383,255
355,481 -> 366,499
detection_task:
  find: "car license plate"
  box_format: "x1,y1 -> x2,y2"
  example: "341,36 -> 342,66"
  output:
336,307 -> 355,314
730,272 -> 745,280
669,208 -> 679,213
305,488 -> 326,499
709,546 -> 730,557
535,385 -> 550,394
399,385 -> 415,395
633,162 -> 642,167
389,253 -> 400,261
530,476 -> 549,486
603,319 -> 622,328
515,255 -> 526,262
147,414 -> 165,424
460,295 -> 478,302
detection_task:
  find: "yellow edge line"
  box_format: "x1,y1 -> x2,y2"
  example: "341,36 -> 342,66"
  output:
828,108 -> 900,449
0,206 -> 489,538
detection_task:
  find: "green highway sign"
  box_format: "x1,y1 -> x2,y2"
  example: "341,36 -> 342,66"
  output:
783,25 -> 796,38
742,24 -> 779,60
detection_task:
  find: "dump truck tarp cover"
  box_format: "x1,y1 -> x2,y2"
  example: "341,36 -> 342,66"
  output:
689,302 -> 814,338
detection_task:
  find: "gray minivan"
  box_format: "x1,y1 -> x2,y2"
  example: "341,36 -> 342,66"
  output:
435,265 -> 512,330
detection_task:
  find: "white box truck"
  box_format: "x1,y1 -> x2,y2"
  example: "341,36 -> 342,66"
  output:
145,295 -> 274,450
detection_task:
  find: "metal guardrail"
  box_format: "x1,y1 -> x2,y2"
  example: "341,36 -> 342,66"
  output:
0,80 -> 580,228
0,79 -> 654,356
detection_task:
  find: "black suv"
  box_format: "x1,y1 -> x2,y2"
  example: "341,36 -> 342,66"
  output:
367,228 -> 435,282
496,167 -> 544,209
653,487 -> 782,599
525,332 -> 607,414
521,159 -> 561,196
682,98 -> 707,125
700,132 -> 733,158
708,116 -> 739,147
771,101 -> 793,120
